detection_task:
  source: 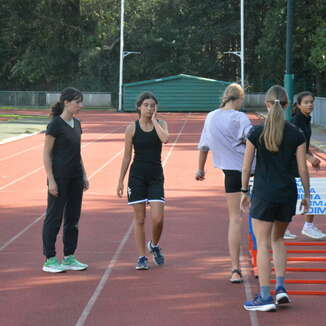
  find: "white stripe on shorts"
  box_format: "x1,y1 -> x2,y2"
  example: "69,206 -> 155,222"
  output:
128,199 -> 148,205
148,199 -> 165,204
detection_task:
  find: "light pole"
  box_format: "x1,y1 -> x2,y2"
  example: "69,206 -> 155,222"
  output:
224,0 -> 244,89
118,0 -> 125,112
284,0 -> 294,120
118,0 -> 140,112
118,50 -> 141,112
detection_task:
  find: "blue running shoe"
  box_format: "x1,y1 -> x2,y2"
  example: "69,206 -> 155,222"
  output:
275,286 -> 290,305
147,240 -> 165,265
136,256 -> 149,270
244,295 -> 276,312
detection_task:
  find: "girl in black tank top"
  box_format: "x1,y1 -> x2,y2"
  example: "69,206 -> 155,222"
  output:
117,92 -> 169,270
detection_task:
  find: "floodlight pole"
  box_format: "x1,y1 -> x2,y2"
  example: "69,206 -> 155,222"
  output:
224,0 -> 244,89
240,0 -> 244,89
118,0 -> 125,112
284,0 -> 294,120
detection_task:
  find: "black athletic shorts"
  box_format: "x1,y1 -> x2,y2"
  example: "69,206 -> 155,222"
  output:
127,164 -> 165,205
222,170 -> 241,193
250,196 -> 296,223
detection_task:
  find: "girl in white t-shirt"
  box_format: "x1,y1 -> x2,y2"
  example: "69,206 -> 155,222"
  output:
196,83 -> 252,283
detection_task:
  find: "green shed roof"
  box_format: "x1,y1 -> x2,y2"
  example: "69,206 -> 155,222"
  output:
123,74 -> 231,112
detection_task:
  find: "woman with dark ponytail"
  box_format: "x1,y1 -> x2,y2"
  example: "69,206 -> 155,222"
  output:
284,91 -> 324,240
241,85 -> 310,311
42,87 -> 89,273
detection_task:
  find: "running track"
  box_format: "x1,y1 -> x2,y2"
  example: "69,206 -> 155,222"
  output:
0,111 -> 325,326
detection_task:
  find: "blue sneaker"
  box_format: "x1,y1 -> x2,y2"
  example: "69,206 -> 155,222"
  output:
275,286 -> 290,305
136,256 -> 149,270
244,295 -> 276,312
147,240 -> 165,265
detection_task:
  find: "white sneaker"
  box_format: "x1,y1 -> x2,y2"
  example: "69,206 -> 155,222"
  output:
283,229 -> 297,240
301,225 -> 326,240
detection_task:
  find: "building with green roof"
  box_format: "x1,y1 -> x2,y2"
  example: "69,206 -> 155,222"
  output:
123,74 -> 230,112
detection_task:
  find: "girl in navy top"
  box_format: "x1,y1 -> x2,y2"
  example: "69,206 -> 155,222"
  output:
117,92 -> 169,270
241,85 -> 310,312
285,92 -> 324,240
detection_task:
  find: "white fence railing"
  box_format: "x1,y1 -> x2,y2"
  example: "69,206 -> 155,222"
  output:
0,91 -> 112,107
312,97 -> 326,128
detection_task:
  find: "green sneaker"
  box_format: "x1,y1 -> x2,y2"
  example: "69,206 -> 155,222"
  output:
61,255 -> 88,271
42,257 -> 65,273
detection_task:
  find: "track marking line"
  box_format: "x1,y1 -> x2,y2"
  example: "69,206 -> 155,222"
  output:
0,166 -> 43,191
74,116 -> 190,326
240,247 -> 259,326
0,131 -> 42,145
0,144 -> 43,162
0,150 -> 123,252
0,214 -> 45,252
0,127 -> 124,191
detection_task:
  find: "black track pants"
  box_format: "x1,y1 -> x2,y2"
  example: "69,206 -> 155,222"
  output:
43,177 -> 84,258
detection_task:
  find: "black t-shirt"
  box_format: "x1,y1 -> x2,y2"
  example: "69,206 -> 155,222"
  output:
291,110 -> 311,153
248,122 -> 305,203
46,116 -> 83,178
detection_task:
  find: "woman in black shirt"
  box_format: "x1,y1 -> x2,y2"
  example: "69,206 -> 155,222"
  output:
241,85 -> 310,312
42,87 -> 89,273
117,92 -> 169,270
285,92 -> 324,240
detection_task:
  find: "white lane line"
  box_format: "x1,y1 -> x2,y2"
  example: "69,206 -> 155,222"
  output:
0,144 -> 43,162
0,150 -> 123,252
0,131 -> 42,145
240,247 -> 259,326
0,127 -> 123,191
75,224 -> 134,326
74,116 -> 190,326
0,166 -> 43,191
0,213 -> 45,252
0,126 -> 123,163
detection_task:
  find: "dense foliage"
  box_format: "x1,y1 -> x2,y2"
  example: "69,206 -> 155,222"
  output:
0,0 -> 325,101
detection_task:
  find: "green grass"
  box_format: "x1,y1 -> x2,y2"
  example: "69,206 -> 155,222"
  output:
0,113 -> 48,120
0,106 -> 116,111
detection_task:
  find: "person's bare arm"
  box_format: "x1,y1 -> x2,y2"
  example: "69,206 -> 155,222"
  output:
151,108 -> 169,143
240,139 -> 255,212
80,158 -> 89,191
117,124 -> 134,197
43,135 -> 58,196
297,143 -> 310,213
196,149 -> 209,180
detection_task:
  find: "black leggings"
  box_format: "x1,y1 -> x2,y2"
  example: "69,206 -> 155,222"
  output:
43,176 -> 84,258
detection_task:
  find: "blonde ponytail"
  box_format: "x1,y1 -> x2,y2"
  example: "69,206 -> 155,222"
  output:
259,85 -> 288,152
220,83 -> 244,107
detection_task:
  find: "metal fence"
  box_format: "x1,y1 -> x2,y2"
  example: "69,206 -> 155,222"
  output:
312,97 -> 326,128
0,91 -> 112,108
244,93 -> 265,108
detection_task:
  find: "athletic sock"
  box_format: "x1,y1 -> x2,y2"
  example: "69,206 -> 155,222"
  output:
304,222 -> 313,229
260,286 -> 271,300
276,276 -> 285,289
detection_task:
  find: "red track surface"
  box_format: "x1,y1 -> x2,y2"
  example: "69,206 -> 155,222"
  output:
0,111 -> 325,326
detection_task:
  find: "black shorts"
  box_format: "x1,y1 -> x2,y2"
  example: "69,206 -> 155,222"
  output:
222,170 -> 241,193
127,165 -> 165,205
250,196 -> 296,223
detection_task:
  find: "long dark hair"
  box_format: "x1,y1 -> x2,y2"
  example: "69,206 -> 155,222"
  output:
292,91 -> 314,116
50,87 -> 83,117
135,92 -> 158,116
